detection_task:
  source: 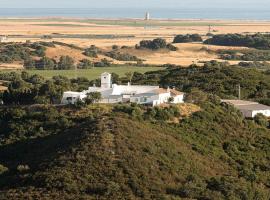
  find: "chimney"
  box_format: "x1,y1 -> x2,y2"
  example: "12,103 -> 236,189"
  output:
167,86 -> 170,93
128,82 -> 131,86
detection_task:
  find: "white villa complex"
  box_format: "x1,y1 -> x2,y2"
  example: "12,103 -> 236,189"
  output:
61,72 -> 184,106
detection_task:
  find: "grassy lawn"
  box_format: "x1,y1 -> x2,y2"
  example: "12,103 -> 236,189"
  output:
5,66 -> 165,80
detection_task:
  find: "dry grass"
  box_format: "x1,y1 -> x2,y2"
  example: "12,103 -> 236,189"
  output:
0,80 -> 8,91
0,63 -> 23,70
1,18 -> 270,67
0,85 -> 7,91
177,103 -> 201,117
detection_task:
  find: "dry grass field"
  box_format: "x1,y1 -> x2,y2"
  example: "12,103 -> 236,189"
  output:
1,18 -> 270,69
0,80 -> 8,91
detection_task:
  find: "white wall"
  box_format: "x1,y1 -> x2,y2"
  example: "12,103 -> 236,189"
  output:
251,110 -> 270,118
173,95 -> 184,104
61,92 -> 86,104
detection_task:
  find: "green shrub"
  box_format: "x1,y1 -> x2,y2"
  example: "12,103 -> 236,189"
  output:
173,34 -> 203,43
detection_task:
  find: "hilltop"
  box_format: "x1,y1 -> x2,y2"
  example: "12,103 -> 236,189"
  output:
0,100 -> 269,199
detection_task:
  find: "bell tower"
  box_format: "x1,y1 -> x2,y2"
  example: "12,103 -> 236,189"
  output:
101,72 -> 112,88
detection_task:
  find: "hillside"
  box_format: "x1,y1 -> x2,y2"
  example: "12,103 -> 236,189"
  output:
0,102 -> 269,199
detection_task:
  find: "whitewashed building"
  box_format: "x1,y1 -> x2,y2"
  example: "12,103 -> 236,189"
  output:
222,100 -> 270,118
0,36 -> 7,43
61,72 -> 184,106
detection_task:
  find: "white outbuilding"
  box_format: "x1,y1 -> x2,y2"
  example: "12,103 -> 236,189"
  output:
0,36 -> 7,43
222,100 -> 270,118
61,72 -> 184,106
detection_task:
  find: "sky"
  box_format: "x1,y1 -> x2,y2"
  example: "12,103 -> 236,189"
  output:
0,0 -> 269,9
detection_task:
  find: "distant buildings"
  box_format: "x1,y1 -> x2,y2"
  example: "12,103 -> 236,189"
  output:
0,36 -> 7,43
222,100 -> 270,118
145,12 -> 150,20
61,72 -> 184,106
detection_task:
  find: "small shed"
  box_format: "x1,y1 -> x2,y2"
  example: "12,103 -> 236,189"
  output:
222,100 -> 270,118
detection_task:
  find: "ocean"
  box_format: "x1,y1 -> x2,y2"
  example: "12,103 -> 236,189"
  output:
0,8 -> 269,20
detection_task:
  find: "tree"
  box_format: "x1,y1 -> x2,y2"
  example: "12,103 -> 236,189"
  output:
184,88 -> 208,105
85,92 -> 102,104
23,57 -> 35,69
78,59 -> 93,69
35,57 -> 55,70
254,113 -> 269,127
58,56 -> 75,70
173,34 -> 203,43
137,38 -> 168,50
125,72 -> 134,83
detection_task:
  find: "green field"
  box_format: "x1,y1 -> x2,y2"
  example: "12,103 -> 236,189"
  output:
15,66 -> 165,80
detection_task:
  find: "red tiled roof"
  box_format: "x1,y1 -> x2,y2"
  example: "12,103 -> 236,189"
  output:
170,89 -> 184,96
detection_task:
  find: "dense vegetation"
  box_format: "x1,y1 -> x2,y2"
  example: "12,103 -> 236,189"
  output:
204,34 -> 270,49
136,38 -> 178,51
24,56 -> 76,70
0,72 -> 94,104
173,34 -> 203,43
2,61 -> 270,105
130,61 -> 270,101
0,97 -> 269,199
0,61 -> 270,199
217,49 -> 270,62
0,43 -> 46,63
83,45 -> 101,58
105,51 -> 142,62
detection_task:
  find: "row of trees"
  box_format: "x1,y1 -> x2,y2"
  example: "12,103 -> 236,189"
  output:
204,33 -> 270,49
24,56 -> 114,70
24,56 -> 75,70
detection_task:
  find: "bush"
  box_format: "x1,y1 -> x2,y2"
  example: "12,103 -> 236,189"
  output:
105,51 -> 142,61
173,34 -> 203,43
84,92 -> 102,104
78,59 -> 93,69
112,45 -> 119,50
58,56 -> 75,70
35,57 -> 56,70
136,38 -> 168,50
254,113 -> 269,127
0,164 -> 8,175
83,45 -> 101,58
94,58 -> 111,67
166,43 -> 178,51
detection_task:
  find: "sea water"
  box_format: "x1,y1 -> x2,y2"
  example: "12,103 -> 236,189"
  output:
0,7 -> 269,20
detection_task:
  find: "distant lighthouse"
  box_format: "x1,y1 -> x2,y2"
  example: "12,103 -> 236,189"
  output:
145,12 -> 150,20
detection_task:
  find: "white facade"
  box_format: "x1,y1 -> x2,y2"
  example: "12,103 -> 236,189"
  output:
61,91 -> 87,104
145,12 -> 150,20
101,72 -> 112,89
61,72 -> 184,106
0,36 -> 7,43
222,100 -> 270,118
